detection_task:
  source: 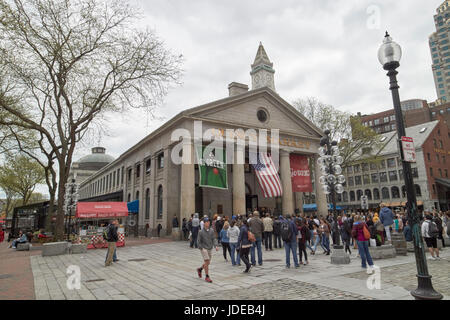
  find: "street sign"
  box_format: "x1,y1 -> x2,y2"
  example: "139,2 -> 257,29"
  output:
361,195 -> 369,210
401,136 -> 416,163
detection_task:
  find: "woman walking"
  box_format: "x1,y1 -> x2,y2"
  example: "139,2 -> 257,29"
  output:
237,219 -> 252,273
297,219 -> 309,265
352,215 -> 375,274
319,218 -> 331,255
219,221 -> 232,262
227,220 -> 240,266
341,217 -> 352,255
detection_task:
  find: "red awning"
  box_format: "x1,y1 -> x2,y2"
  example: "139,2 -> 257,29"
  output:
76,202 -> 129,219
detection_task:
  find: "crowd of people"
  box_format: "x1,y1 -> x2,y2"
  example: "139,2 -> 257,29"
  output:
183,205 -> 450,283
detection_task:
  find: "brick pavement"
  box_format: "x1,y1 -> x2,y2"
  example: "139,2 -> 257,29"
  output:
28,240 -> 450,300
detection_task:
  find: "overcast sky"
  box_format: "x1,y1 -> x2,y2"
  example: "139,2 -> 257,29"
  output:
24,0 -> 444,197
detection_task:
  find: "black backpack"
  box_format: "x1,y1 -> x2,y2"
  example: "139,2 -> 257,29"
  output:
428,221 -> 440,238
280,220 -> 292,242
304,226 -> 311,241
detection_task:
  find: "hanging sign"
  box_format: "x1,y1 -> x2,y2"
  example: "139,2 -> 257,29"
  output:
401,137 -> 416,163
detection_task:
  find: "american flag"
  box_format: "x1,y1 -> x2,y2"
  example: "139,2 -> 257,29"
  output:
251,153 -> 283,198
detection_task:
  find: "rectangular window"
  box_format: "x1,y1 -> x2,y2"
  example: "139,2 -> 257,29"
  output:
430,167 -> 433,176
353,164 -> 360,173
158,153 -> 164,169
363,174 -> 370,184
347,166 -> 353,174
362,163 -> 369,172
445,169 -> 448,178
390,115 -> 395,121
384,117 -> 389,123
348,177 -> 354,186
379,160 -> 386,169
380,172 -> 388,183
370,162 -> 377,170
387,158 -> 396,168
355,176 -> 362,185
374,119 -> 380,125
128,168 -> 132,182
440,140 -> 443,148
398,169 -> 403,180
389,170 -> 398,181
136,164 -> 141,178
436,154 -> 440,162
371,173 -> 379,183
146,158 -> 151,174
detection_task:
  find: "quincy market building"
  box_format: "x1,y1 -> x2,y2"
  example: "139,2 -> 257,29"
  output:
78,44 -> 328,236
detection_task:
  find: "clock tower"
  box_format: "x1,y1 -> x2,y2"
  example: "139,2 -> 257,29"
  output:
250,42 -> 275,91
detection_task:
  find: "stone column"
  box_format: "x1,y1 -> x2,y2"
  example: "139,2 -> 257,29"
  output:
180,140 -> 195,224
314,154 -> 328,216
232,145 -> 246,215
295,192 -> 304,215
280,150 -> 294,214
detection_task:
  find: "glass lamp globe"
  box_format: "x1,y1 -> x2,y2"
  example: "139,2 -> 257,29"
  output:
331,146 -> 340,156
324,155 -> 333,164
319,175 -> 327,185
320,165 -> 329,175
334,184 -> 344,194
326,174 -> 336,184
322,185 -> 331,195
318,147 -> 327,156
337,175 -> 346,184
333,164 -> 342,175
378,32 -> 402,67
317,157 -> 326,166
333,156 -> 344,165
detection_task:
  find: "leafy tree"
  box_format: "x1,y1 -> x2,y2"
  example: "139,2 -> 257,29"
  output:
0,0 -> 183,239
0,154 -> 46,205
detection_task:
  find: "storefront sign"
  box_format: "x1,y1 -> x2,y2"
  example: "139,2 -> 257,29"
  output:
401,137 -> 416,163
290,154 -> 312,192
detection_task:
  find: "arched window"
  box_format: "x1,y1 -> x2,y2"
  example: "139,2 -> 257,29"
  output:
415,185 -> 422,197
373,188 -> 380,200
401,186 -> 406,198
135,190 -> 139,201
145,188 -> 150,220
350,191 -> 355,202
337,193 -> 342,202
357,190 -> 363,201
127,193 -> 131,202
343,191 -> 348,202
391,186 -> 400,199
157,185 -> 163,220
382,187 -> 390,199
365,189 -> 372,200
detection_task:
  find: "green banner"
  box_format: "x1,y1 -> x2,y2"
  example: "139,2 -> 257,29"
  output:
195,145 -> 228,190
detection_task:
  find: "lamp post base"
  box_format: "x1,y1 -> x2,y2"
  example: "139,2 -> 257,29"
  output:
330,245 -> 350,265
410,275 -> 443,300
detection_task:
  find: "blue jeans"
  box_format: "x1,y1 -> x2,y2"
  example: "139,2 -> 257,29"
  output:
230,242 -> 238,265
284,241 -> 299,267
190,226 -> 199,248
250,237 -> 263,265
322,234 -> 330,252
357,240 -> 374,268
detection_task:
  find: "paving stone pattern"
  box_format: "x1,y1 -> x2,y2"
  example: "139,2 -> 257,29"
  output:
29,241 -> 450,300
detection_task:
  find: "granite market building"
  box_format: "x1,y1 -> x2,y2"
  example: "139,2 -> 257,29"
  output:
78,43 -> 328,236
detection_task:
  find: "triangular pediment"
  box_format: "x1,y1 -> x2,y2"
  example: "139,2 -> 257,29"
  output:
184,88 -> 323,139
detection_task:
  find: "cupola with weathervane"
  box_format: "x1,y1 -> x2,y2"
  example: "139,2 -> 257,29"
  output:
250,42 -> 275,91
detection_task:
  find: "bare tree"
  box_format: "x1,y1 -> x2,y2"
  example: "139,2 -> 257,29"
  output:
0,0 -> 183,240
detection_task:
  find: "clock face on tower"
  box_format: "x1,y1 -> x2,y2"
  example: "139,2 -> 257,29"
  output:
254,74 -> 261,84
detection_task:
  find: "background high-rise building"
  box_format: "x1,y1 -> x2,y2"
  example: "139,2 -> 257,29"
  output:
429,0 -> 450,102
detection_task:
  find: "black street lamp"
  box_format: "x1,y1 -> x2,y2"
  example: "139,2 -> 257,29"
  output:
378,31 -> 442,300
318,130 -> 345,248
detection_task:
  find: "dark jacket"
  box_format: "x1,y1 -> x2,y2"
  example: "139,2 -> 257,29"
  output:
273,219 -> 281,235
238,225 -> 252,248
403,225 -> 413,242
283,219 -> 298,243
248,217 -> 264,239
341,220 -> 352,241
380,207 -> 394,226
107,224 -> 118,243
298,225 -> 308,244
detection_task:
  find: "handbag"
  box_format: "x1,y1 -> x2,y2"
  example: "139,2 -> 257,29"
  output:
248,231 -> 256,243
369,238 -> 377,247
363,224 -> 371,241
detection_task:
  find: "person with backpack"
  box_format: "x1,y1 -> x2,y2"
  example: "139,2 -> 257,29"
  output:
248,211 -> 264,266
432,212 -> 445,248
297,219 -> 309,265
319,218 -> 331,255
421,214 -> 441,260
105,220 -> 119,267
273,216 -> 282,249
351,215 -> 374,274
282,214 -> 299,268
341,217 -> 352,255
190,213 -> 200,248
237,219 -> 252,273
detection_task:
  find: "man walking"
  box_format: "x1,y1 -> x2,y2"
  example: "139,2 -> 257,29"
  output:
273,215 -> 282,249
190,213 -> 200,248
263,213 -> 273,251
105,220 -> 119,267
281,215 -> 300,268
196,217 -> 218,283
379,203 -> 395,242
248,211 -> 264,266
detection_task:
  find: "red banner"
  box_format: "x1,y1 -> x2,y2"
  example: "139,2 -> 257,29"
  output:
76,202 -> 129,219
290,154 -> 312,192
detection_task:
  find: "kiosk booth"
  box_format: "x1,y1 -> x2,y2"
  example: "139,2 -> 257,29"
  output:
75,202 -> 128,249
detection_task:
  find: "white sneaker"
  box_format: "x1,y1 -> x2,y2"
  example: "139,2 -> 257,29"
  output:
436,256 -> 441,260
429,256 -> 437,261
366,266 -> 374,274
